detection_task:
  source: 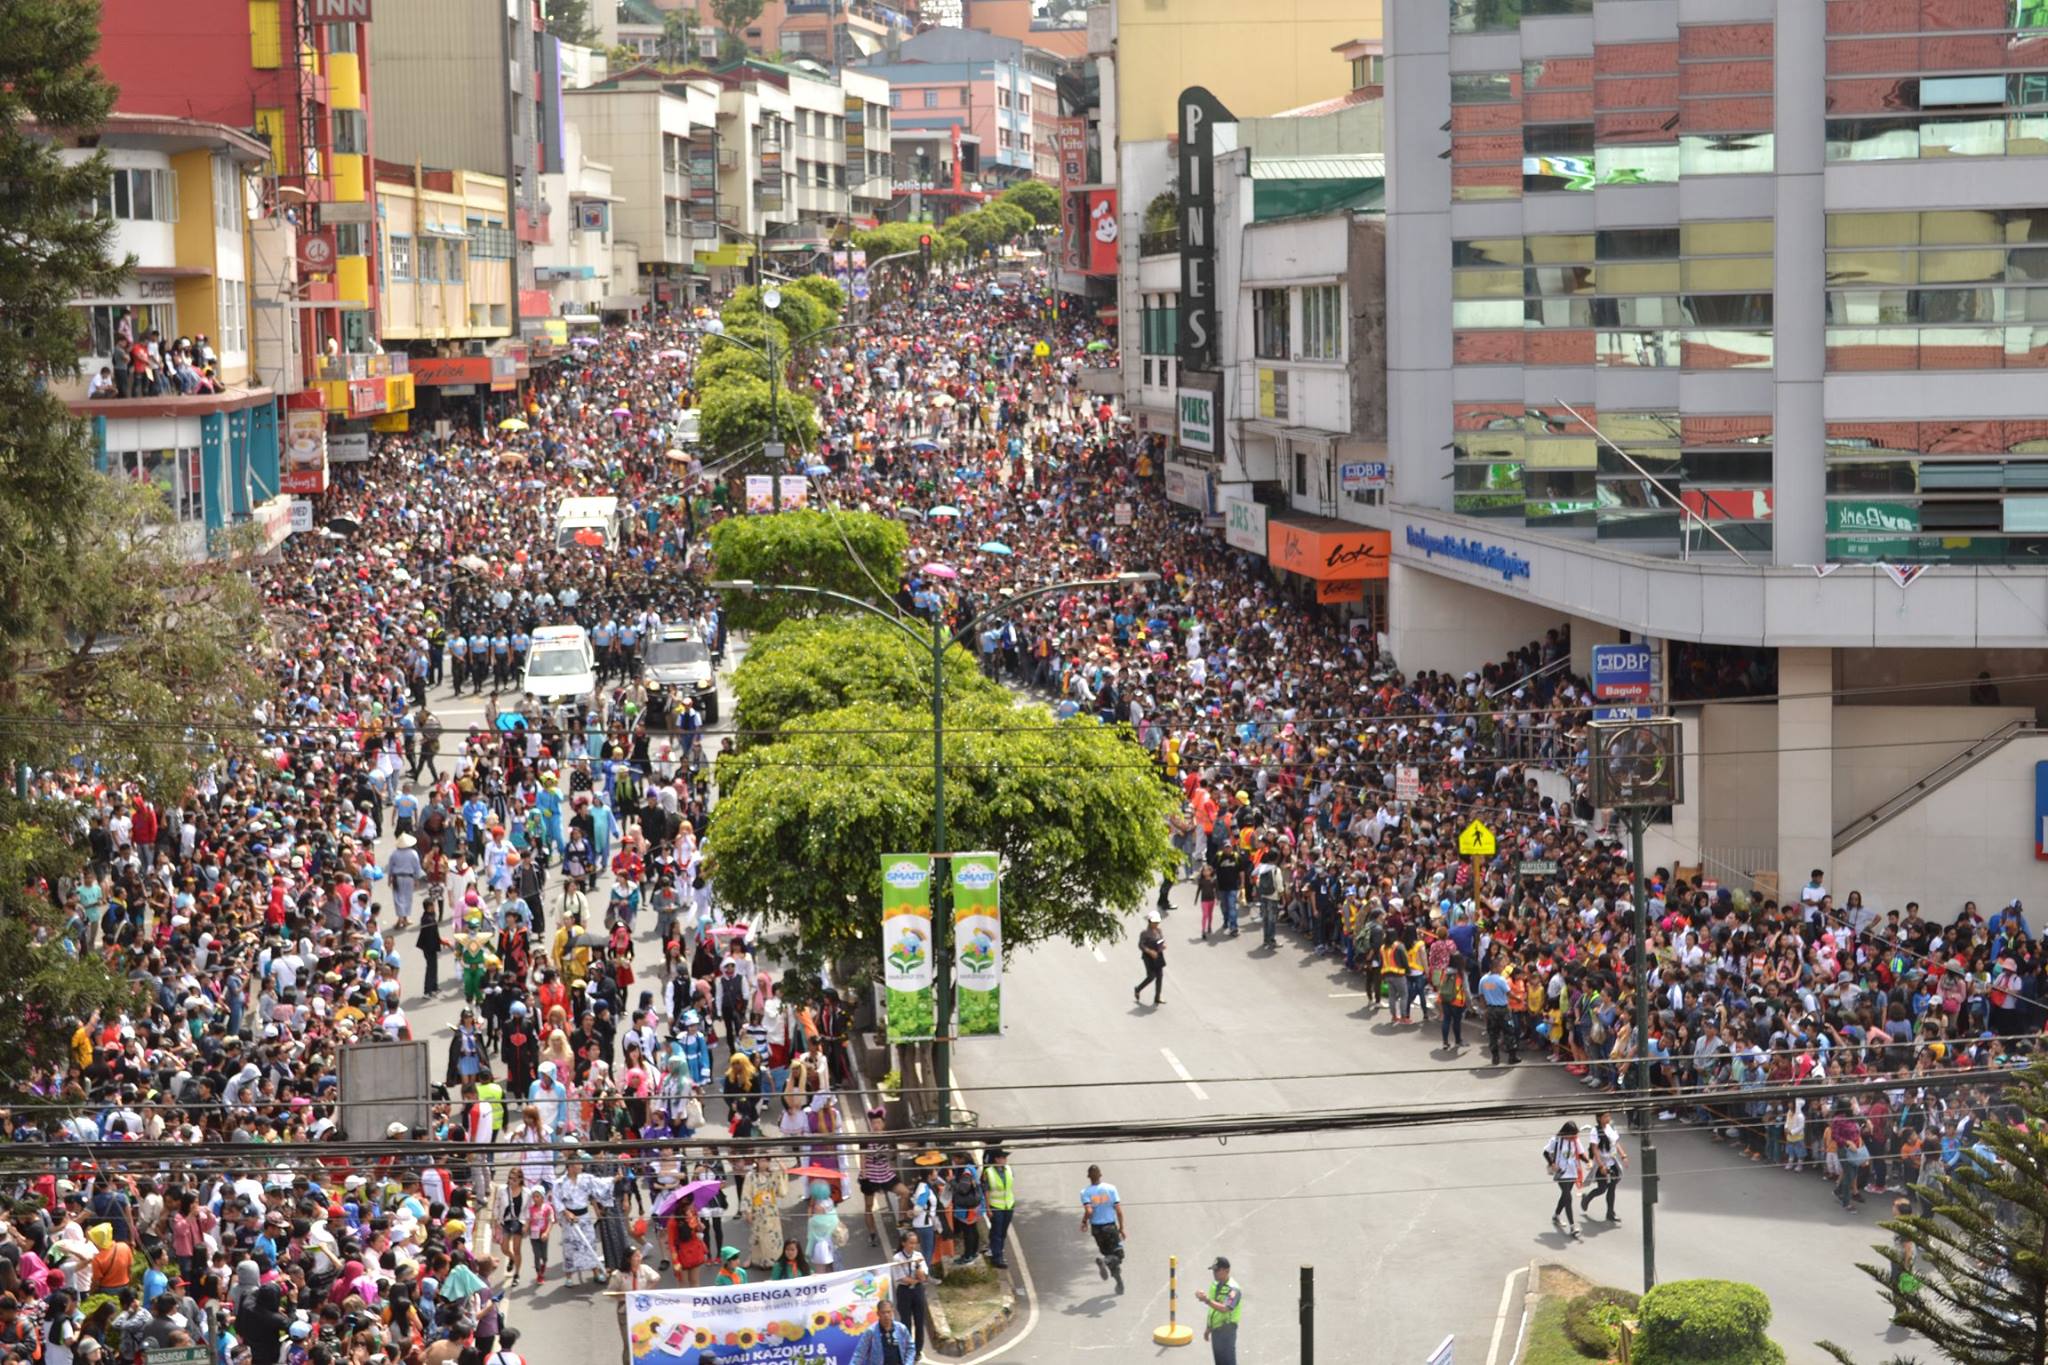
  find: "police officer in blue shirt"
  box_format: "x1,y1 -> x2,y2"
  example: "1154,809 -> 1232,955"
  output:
467,632 -> 491,694
492,628 -> 513,687
617,618 -> 640,677
591,619 -> 615,682
448,632 -> 469,692
511,628 -> 530,672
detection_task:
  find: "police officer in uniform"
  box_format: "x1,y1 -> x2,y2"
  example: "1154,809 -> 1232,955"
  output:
449,631 -> 469,693
429,623 -> 447,687
468,630 -> 490,695
591,618 -> 615,683
492,626 -> 513,688
511,626 -> 530,677
1195,1257 -> 1242,1365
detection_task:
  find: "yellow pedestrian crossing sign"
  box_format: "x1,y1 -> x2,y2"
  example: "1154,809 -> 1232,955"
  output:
1457,820 -> 1496,857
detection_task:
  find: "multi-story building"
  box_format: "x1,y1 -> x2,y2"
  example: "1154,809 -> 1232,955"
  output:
857,27 -> 1062,188
843,68 -> 897,226
1377,0 -> 2048,912
57,115 -> 295,561
654,0 -> 920,66
92,0 -> 388,399
369,0 -> 569,340
564,71 -> 724,310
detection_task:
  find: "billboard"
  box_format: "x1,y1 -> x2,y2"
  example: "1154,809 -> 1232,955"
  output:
1083,188 -> 1119,276
951,852 -> 1002,1036
281,407 -> 327,494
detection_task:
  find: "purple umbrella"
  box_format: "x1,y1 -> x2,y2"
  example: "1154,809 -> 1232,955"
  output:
653,1178 -> 725,1215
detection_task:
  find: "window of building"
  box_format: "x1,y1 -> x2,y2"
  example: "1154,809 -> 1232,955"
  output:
958,86 -> 970,105
417,237 -> 440,284
333,223 -> 365,257
219,279 -> 247,353
94,166 -> 179,222
924,89 -> 939,108
1299,284 -> 1342,361
1350,54 -> 1382,89
467,219 -> 511,259
212,156 -> 239,230
331,109 -> 367,155
891,90 -> 903,108
445,240 -> 466,281
112,447 -> 203,524
1293,447 -> 1309,495
1253,288 -> 1290,359
388,233 -> 412,281
76,302 -> 174,359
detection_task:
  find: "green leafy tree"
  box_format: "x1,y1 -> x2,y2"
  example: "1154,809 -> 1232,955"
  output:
0,2 -> 269,1070
657,7 -> 701,65
543,0 -> 599,44
706,509 -> 907,632
710,0 -> 765,57
705,697 -> 1179,971
731,615 -> 1004,738
999,179 -> 1060,225
697,374 -> 820,459
724,281 -> 833,350
693,342 -> 771,390
785,272 -> 844,323
1823,1058 -> 2048,1365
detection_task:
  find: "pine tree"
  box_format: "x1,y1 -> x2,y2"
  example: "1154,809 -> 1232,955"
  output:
1829,1058 -> 2048,1365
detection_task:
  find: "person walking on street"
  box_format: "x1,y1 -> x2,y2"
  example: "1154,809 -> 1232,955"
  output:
1079,1164 -> 1125,1294
1195,1256 -> 1242,1365
1581,1111 -> 1626,1223
1546,1121 -> 1585,1240
848,1298 -> 918,1365
1134,911 -> 1166,1006
1438,951 -> 1470,1049
984,1149 -> 1016,1270
1479,959 -> 1518,1064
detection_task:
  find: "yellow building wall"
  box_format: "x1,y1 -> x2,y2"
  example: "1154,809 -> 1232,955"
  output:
169,150 -> 221,360
328,52 -> 363,110
1118,0 -> 1381,143
330,152 -> 364,204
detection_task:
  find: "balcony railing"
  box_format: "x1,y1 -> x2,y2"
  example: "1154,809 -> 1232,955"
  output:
316,353 -> 409,381
1138,228 -> 1181,257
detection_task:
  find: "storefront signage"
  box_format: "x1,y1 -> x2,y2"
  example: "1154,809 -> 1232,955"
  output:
1315,578 -> 1365,604
1827,500 -> 1918,534
1257,367 -> 1288,421
1175,86 -> 1234,371
281,407 -> 327,495
1221,491 -> 1267,554
1164,460 -> 1208,511
310,0 -> 370,20
289,499 -> 315,532
1269,522 -> 1391,580
1084,188 -> 1119,276
1592,644 -> 1655,702
1340,461 -> 1389,491
329,432 -> 371,463
1403,525 -> 1533,583
1177,386 -> 1216,453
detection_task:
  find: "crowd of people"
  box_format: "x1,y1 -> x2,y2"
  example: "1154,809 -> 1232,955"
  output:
11,241 -> 2045,1365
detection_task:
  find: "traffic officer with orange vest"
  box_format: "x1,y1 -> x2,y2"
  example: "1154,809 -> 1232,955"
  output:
984,1148 -> 1016,1270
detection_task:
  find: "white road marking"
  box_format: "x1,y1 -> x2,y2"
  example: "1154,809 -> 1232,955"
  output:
952,1081 -> 1043,1365
1161,1048 -> 1208,1100
1091,946 -> 1106,963
1328,991 -> 1374,999
1486,1262 -> 1531,1365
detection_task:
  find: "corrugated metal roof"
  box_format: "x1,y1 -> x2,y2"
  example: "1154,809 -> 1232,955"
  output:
1250,154 -> 1385,180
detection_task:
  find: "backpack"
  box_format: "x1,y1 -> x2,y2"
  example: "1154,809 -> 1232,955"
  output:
950,1169 -> 980,1210
1255,864 -> 1279,898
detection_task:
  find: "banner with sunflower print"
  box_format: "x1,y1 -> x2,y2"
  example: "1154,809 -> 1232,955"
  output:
627,1265 -> 892,1365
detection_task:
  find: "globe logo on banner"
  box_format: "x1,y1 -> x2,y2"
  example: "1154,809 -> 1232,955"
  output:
884,860 -> 929,890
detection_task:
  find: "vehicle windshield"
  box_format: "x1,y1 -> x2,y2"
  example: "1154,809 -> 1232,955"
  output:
526,647 -> 588,678
645,639 -> 709,667
556,525 -> 609,550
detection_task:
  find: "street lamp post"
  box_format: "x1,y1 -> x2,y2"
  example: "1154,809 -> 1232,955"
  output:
711,571 -> 1159,1106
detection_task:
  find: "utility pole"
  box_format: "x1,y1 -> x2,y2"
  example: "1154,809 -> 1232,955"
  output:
1587,716 -> 1684,1294
1299,1266 -> 1314,1365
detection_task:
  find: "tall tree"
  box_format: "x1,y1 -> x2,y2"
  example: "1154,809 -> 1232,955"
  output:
657,7 -> 700,66
0,0 -> 269,1072
706,509 -> 907,633
1823,1059 -> 2048,1365
730,616 -> 1004,738
706,697 -> 1179,972
710,0 -> 765,57
543,0 -> 599,45
999,179 -> 1060,226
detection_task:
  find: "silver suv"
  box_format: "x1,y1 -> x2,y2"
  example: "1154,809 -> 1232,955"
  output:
642,627 -> 718,722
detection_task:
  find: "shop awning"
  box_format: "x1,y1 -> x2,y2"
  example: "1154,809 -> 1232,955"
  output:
1266,514 -> 1390,581
1250,154 -> 1384,222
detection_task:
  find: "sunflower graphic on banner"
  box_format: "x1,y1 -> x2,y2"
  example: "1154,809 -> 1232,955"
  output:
626,1266 -> 890,1365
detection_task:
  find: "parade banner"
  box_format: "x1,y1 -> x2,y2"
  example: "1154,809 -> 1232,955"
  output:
626,1264 -> 891,1365
881,854 -> 935,1042
744,475 -> 775,513
951,851 -> 1002,1036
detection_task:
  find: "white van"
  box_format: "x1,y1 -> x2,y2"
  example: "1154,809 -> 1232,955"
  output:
522,625 -> 598,714
556,495 -> 622,551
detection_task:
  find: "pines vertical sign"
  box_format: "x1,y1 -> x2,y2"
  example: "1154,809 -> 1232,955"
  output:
881,854 -> 935,1042
951,852 -> 1003,1036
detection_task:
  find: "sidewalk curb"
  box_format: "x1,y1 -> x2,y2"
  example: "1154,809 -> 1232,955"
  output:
927,1279 -> 1018,1357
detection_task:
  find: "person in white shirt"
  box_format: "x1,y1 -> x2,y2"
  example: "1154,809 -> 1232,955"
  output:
1544,1121 -> 1585,1240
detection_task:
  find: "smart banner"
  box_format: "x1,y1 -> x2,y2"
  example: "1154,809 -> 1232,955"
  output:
881,854 -> 935,1042
625,1264 -> 891,1365
951,851 -> 1002,1036
744,475 -> 775,514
